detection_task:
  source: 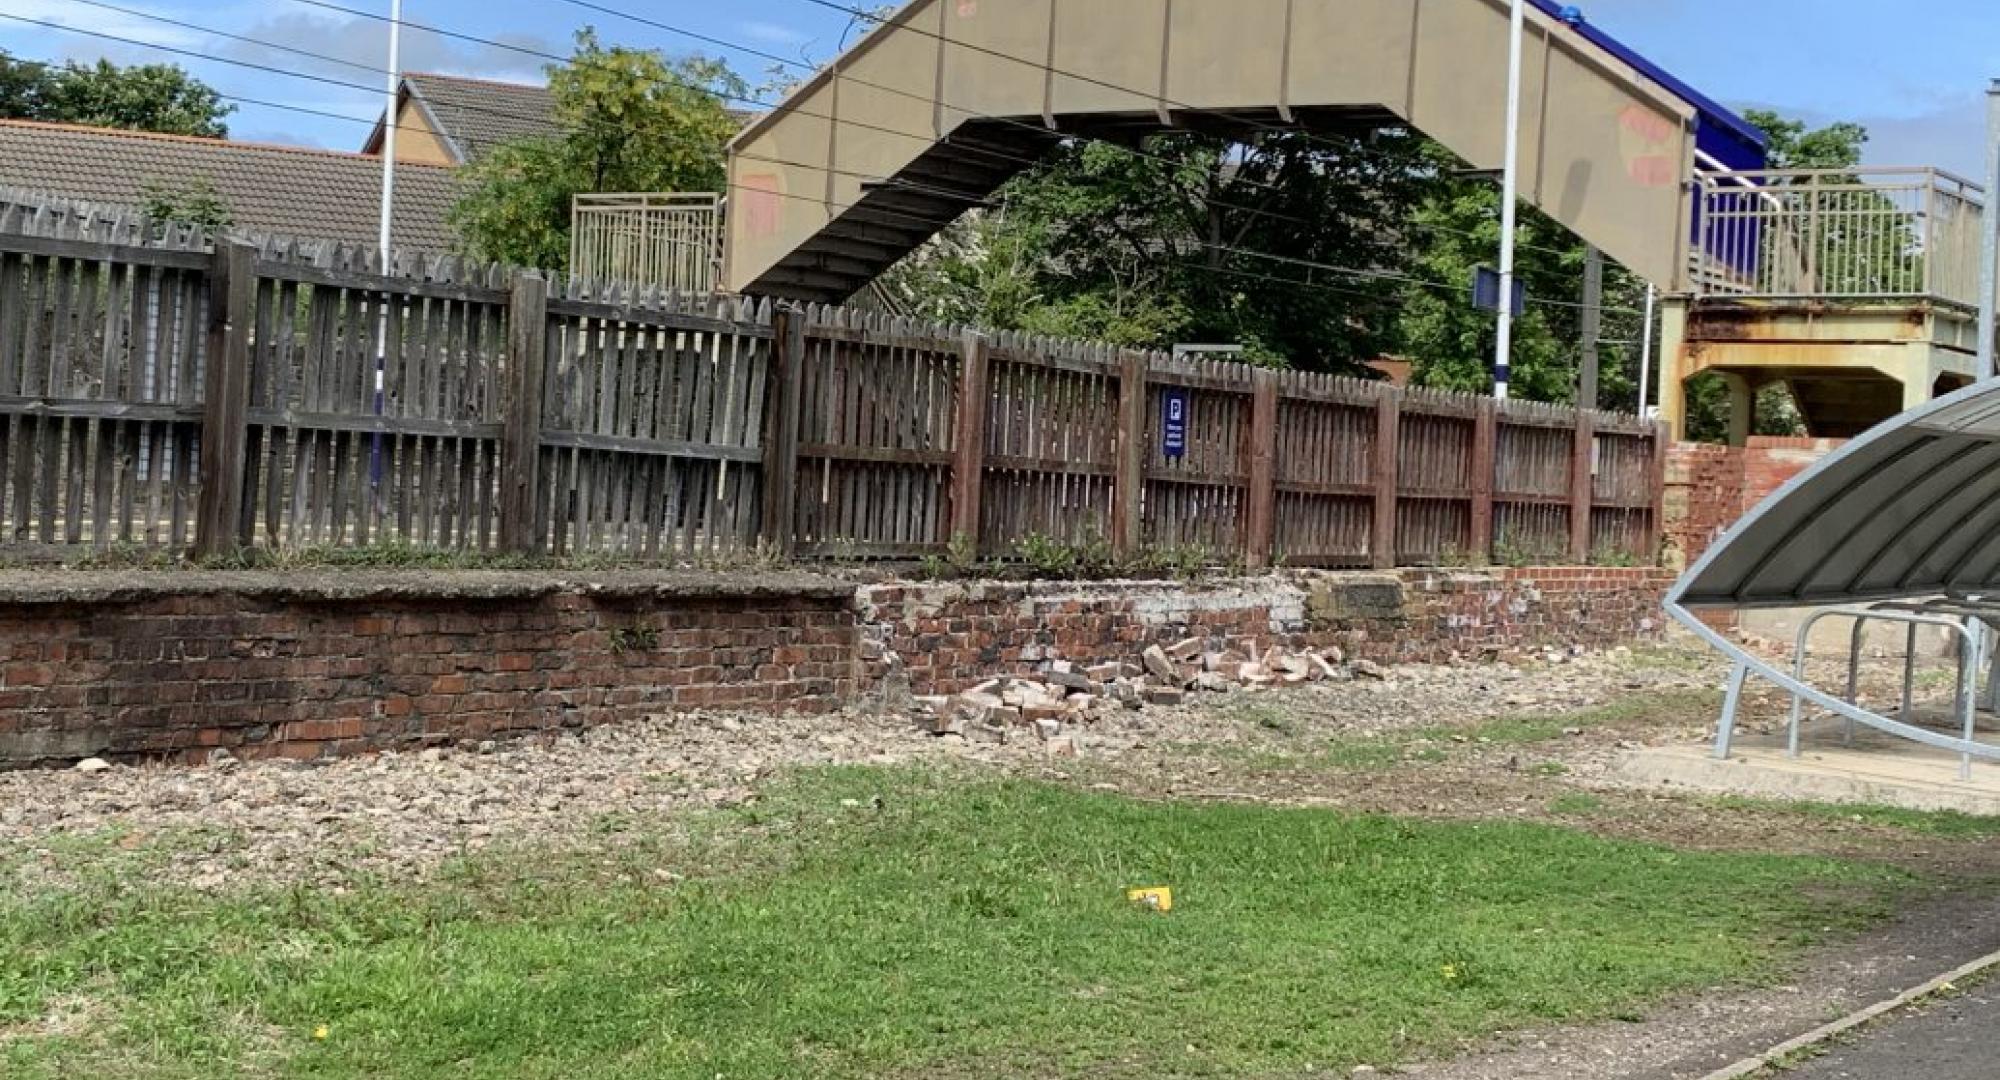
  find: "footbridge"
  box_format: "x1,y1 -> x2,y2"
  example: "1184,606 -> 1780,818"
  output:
720,0 -> 1991,439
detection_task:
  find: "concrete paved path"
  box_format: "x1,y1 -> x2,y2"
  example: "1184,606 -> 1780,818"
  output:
1777,980 -> 2000,1079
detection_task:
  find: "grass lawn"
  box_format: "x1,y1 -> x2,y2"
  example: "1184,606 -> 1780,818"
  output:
1223,687 -> 1723,774
1710,796 -> 2000,840
1,767 -> 1916,1079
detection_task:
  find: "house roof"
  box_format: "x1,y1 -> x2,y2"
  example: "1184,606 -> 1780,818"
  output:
361,72 -> 764,167
398,73 -> 556,165
0,118 -> 462,252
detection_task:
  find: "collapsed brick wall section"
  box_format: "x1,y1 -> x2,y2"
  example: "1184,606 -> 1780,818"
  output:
0,571 -> 856,767
0,567 -> 1671,767
1663,436 -> 1843,569
857,568 -> 1673,696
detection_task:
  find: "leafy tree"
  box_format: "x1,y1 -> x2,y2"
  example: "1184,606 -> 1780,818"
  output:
0,53 -> 230,136
0,53 -> 40,119
450,29 -> 741,270
878,210 -> 1186,345
1739,109 -> 1866,170
1679,378 -> 1806,444
140,176 -> 233,232
1395,149 -> 1644,408
884,129 -> 1429,369
877,104 -> 1875,433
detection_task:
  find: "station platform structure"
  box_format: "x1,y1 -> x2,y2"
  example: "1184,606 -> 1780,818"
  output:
706,0 -> 1991,445
1660,167 -> 1988,442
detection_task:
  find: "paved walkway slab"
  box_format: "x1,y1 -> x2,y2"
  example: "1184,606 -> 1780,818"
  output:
1617,720 -> 2000,815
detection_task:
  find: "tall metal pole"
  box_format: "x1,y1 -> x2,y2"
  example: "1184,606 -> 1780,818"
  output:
1493,0 -> 1526,401
377,0 -> 402,261
373,0 -> 402,490
1637,283 -> 1657,417
1980,78 -> 2000,380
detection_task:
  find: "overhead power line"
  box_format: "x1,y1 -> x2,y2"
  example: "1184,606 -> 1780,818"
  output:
3,7 -> 1628,314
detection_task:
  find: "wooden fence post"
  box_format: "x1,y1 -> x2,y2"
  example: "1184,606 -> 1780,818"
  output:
949,330 -> 989,553
498,272 -> 548,555
1570,411 -> 1597,563
1647,418 -> 1671,565
1470,399 -> 1497,564
193,240 -> 255,560
760,305 -> 804,557
1113,351 -> 1148,558
1371,390 -> 1401,570
1245,369 -> 1279,569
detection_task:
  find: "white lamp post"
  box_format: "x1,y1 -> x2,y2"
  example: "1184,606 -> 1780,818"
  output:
377,0 -> 402,263
1493,0 -> 1525,401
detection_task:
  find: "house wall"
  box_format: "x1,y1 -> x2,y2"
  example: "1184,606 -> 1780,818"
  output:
389,98 -> 459,166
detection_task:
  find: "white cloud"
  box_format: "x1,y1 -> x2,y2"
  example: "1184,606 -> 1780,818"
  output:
737,20 -> 810,49
216,11 -> 553,87
5,0 -> 205,52
1733,96 -> 1990,180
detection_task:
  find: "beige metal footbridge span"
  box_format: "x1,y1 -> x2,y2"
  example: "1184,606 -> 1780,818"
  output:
719,0 -> 1993,439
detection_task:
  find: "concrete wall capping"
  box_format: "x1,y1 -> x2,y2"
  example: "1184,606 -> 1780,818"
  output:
0,568 -> 858,607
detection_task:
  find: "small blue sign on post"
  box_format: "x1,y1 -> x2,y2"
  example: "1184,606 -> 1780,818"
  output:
1471,266 -> 1527,316
1162,388 -> 1190,460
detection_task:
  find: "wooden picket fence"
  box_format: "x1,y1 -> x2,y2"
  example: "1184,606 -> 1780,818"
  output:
0,195 -> 1666,568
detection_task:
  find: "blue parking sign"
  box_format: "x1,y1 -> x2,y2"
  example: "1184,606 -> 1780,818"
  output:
1162,388 -> 1189,460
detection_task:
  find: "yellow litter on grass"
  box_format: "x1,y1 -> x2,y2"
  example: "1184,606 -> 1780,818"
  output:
1128,886 -> 1173,912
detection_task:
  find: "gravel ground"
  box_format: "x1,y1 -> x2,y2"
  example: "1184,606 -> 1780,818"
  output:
0,643 -> 1719,892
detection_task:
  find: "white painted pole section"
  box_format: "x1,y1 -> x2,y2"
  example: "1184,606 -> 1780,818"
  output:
1493,0 -> 1525,401
1638,283 -> 1657,417
372,0 -> 403,489
377,0 -> 402,264
1979,78 -> 2000,380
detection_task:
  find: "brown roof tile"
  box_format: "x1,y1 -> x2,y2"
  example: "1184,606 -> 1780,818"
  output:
384,72 -> 761,166
0,119 -> 461,253
402,73 -> 556,165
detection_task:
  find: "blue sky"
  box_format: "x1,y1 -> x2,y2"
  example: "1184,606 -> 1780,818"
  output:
0,0 -> 861,150
1,0 -> 1996,176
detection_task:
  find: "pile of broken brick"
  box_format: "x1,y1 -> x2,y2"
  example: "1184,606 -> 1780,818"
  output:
916,638 -> 1382,754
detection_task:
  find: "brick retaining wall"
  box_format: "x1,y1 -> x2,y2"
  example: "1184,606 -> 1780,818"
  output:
0,567 -> 1673,768
858,567 -> 1673,696
1664,437 -> 1843,569
0,571 -> 856,766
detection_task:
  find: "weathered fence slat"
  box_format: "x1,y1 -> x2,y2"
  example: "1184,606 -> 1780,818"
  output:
500,273 -> 547,553
1245,369 -> 1279,569
0,198 -> 1664,568
194,242 -> 255,558
948,331 -> 986,547
1371,392 -> 1401,569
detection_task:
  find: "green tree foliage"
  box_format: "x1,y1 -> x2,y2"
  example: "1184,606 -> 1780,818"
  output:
139,176 -> 233,232
878,106 -> 1878,433
1395,150 -> 1646,408
885,130 -> 1429,368
450,30 -> 742,270
1739,109 -> 1866,170
0,53 -> 231,136
0,54 -> 39,120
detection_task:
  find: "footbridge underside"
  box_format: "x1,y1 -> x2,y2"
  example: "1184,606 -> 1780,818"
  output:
725,0 -> 1699,302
